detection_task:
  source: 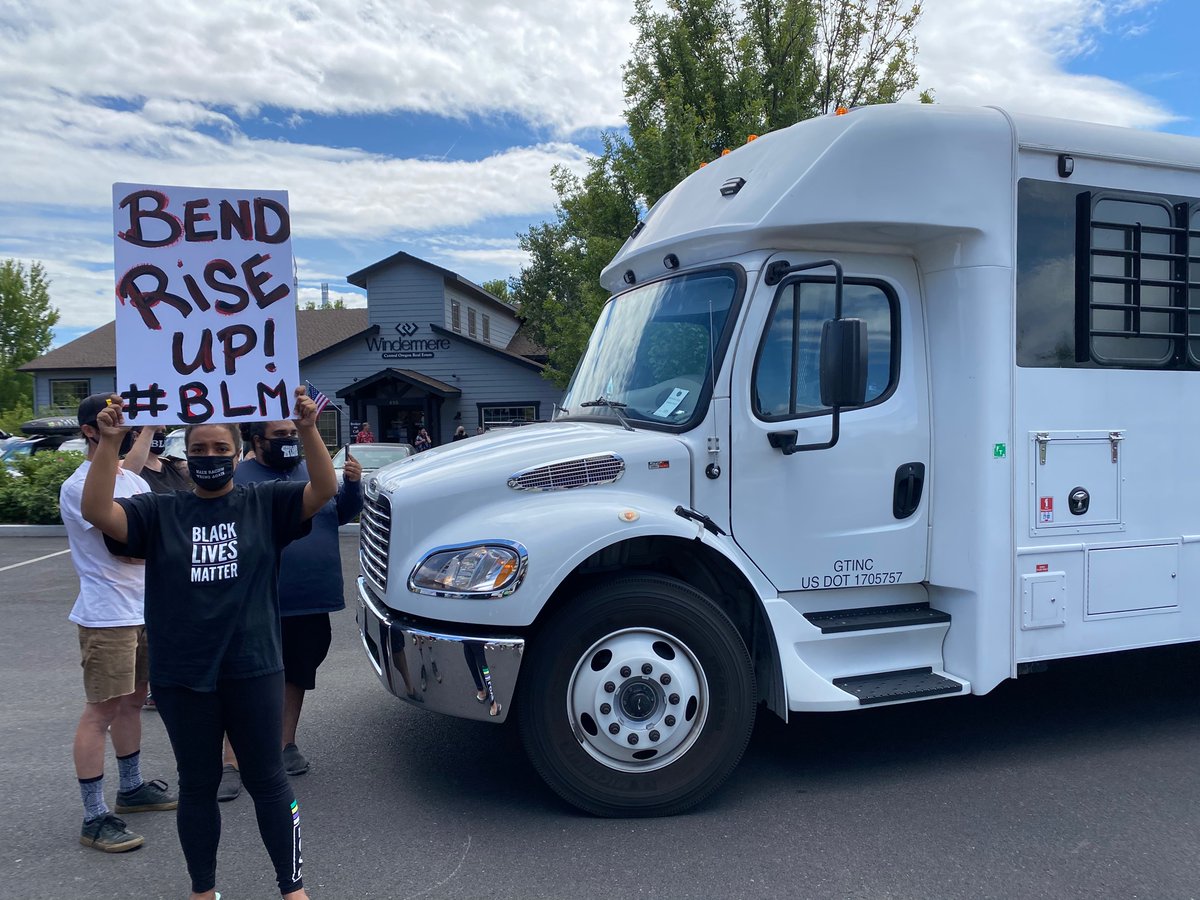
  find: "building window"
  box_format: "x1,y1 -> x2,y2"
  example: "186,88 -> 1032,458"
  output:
451,299 -> 461,332
479,404 -> 539,429
752,279 -> 896,420
468,307 -> 477,338
50,379 -> 90,410
482,314 -> 491,344
316,405 -> 341,450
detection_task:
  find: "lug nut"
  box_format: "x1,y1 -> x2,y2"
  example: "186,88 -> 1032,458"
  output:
669,693 -> 680,705
600,702 -> 612,715
608,722 -> 621,735
604,681 -> 615,693
641,663 -> 653,675
627,733 -> 639,745
649,730 -> 661,742
620,666 -> 631,678
660,673 -> 671,685
665,715 -> 676,727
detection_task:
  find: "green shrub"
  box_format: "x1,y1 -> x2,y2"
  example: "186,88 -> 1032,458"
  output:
0,450 -> 85,524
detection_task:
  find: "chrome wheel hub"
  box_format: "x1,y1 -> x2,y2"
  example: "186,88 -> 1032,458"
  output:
568,628 -> 707,772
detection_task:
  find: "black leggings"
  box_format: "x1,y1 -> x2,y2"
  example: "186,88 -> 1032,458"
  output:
154,671 -> 303,896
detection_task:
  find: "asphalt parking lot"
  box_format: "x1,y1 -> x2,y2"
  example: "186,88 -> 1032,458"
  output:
2,531 -> 1199,900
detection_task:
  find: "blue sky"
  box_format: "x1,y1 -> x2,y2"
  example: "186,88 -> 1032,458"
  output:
0,0 -> 1197,348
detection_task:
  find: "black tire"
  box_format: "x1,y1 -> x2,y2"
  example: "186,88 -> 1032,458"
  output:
518,574 -> 756,817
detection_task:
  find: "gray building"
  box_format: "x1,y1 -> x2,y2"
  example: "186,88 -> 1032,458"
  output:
20,251 -> 563,449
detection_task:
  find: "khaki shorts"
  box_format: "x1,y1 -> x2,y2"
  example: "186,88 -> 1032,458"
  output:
78,625 -> 149,703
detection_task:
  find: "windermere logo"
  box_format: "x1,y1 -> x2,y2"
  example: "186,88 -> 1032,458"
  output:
365,323 -> 451,360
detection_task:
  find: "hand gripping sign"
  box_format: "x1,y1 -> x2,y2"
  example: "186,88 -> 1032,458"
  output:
112,183 -> 301,424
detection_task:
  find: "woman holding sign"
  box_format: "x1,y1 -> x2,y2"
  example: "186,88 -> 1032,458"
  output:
81,387 -> 333,900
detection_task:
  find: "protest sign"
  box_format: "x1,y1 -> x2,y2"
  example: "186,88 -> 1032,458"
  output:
112,182 -> 300,424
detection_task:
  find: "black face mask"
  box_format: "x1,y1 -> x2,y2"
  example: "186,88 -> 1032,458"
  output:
188,455 -> 236,491
88,429 -> 135,456
149,433 -> 167,455
260,436 -> 301,471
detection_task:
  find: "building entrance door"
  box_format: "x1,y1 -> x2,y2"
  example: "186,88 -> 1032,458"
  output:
380,404 -> 425,445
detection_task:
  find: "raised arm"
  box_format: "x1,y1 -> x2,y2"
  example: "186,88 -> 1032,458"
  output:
118,422 -> 156,474
81,398 -> 131,543
295,386 -> 337,520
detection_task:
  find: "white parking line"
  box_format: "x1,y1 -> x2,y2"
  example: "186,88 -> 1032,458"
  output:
0,548 -> 71,573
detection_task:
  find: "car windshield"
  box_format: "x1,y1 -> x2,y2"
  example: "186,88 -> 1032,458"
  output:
559,269 -> 739,430
335,445 -> 414,469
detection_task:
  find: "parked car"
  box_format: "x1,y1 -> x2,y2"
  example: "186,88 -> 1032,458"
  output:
0,437 -> 76,474
333,442 -> 414,484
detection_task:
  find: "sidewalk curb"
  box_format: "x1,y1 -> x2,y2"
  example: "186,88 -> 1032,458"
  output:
0,525 -> 67,536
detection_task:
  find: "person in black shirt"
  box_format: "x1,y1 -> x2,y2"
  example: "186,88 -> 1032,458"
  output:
129,425 -> 193,494
82,387 -> 334,900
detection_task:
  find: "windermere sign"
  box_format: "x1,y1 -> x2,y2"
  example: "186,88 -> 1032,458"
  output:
366,322 -> 450,360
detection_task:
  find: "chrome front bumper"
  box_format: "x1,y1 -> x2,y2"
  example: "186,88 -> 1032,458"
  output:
356,577 -> 524,723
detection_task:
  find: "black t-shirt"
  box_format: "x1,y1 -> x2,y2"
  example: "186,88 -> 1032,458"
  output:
107,481 -> 311,691
138,460 -> 193,494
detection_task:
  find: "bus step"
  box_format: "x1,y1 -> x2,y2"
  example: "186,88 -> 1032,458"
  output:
804,603 -> 950,634
833,667 -> 964,705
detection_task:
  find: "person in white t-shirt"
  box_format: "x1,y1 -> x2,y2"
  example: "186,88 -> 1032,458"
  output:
61,394 -> 177,854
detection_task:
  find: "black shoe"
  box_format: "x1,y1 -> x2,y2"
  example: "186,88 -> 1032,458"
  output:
80,813 -> 144,853
217,764 -> 242,802
115,778 -> 178,813
283,743 -> 309,776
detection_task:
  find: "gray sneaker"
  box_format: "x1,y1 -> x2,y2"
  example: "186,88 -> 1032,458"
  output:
80,813 -> 144,853
115,778 -> 178,813
282,743 -> 309,776
217,764 -> 241,802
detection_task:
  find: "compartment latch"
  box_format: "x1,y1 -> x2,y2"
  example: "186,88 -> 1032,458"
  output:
1108,431 -> 1123,463
1036,432 -> 1050,466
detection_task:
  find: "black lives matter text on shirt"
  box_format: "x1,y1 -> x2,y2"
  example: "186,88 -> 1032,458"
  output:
107,481 -> 311,691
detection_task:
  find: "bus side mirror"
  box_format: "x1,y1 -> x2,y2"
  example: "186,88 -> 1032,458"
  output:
819,318 -> 868,408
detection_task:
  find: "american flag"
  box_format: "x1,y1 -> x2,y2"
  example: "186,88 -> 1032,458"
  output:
305,381 -> 331,415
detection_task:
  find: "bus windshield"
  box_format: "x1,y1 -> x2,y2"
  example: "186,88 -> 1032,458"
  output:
559,268 -> 739,430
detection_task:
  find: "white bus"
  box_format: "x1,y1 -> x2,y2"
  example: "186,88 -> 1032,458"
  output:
357,104 -> 1200,816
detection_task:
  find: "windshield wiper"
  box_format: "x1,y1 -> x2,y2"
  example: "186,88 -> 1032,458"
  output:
580,397 -> 635,432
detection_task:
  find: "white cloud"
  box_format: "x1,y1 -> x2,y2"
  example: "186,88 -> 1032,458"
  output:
914,0 -> 1175,129
0,0 -> 634,134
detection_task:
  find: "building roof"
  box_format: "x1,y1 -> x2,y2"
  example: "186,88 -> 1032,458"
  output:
335,367 -> 461,400
20,308 -> 375,372
505,325 -> 548,362
347,250 -> 519,316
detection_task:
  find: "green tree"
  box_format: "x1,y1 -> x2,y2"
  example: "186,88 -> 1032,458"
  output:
0,260 -> 58,413
481,278 -> 512,302
301,297 -> 347,310
513,0 -> 925,385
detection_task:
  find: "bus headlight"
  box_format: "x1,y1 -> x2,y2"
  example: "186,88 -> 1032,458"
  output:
408,541 -> 528,598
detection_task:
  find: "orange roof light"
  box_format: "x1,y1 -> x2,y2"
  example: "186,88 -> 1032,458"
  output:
698,161 -> 707,168
747,134 -> 758,142
721,148 -> 731,156
835,106 -> 849,116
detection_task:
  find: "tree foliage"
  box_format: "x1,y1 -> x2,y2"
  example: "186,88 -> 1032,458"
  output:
513,0 -> 924,386
481,278 -> 511,302
0,260 -> 58,413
